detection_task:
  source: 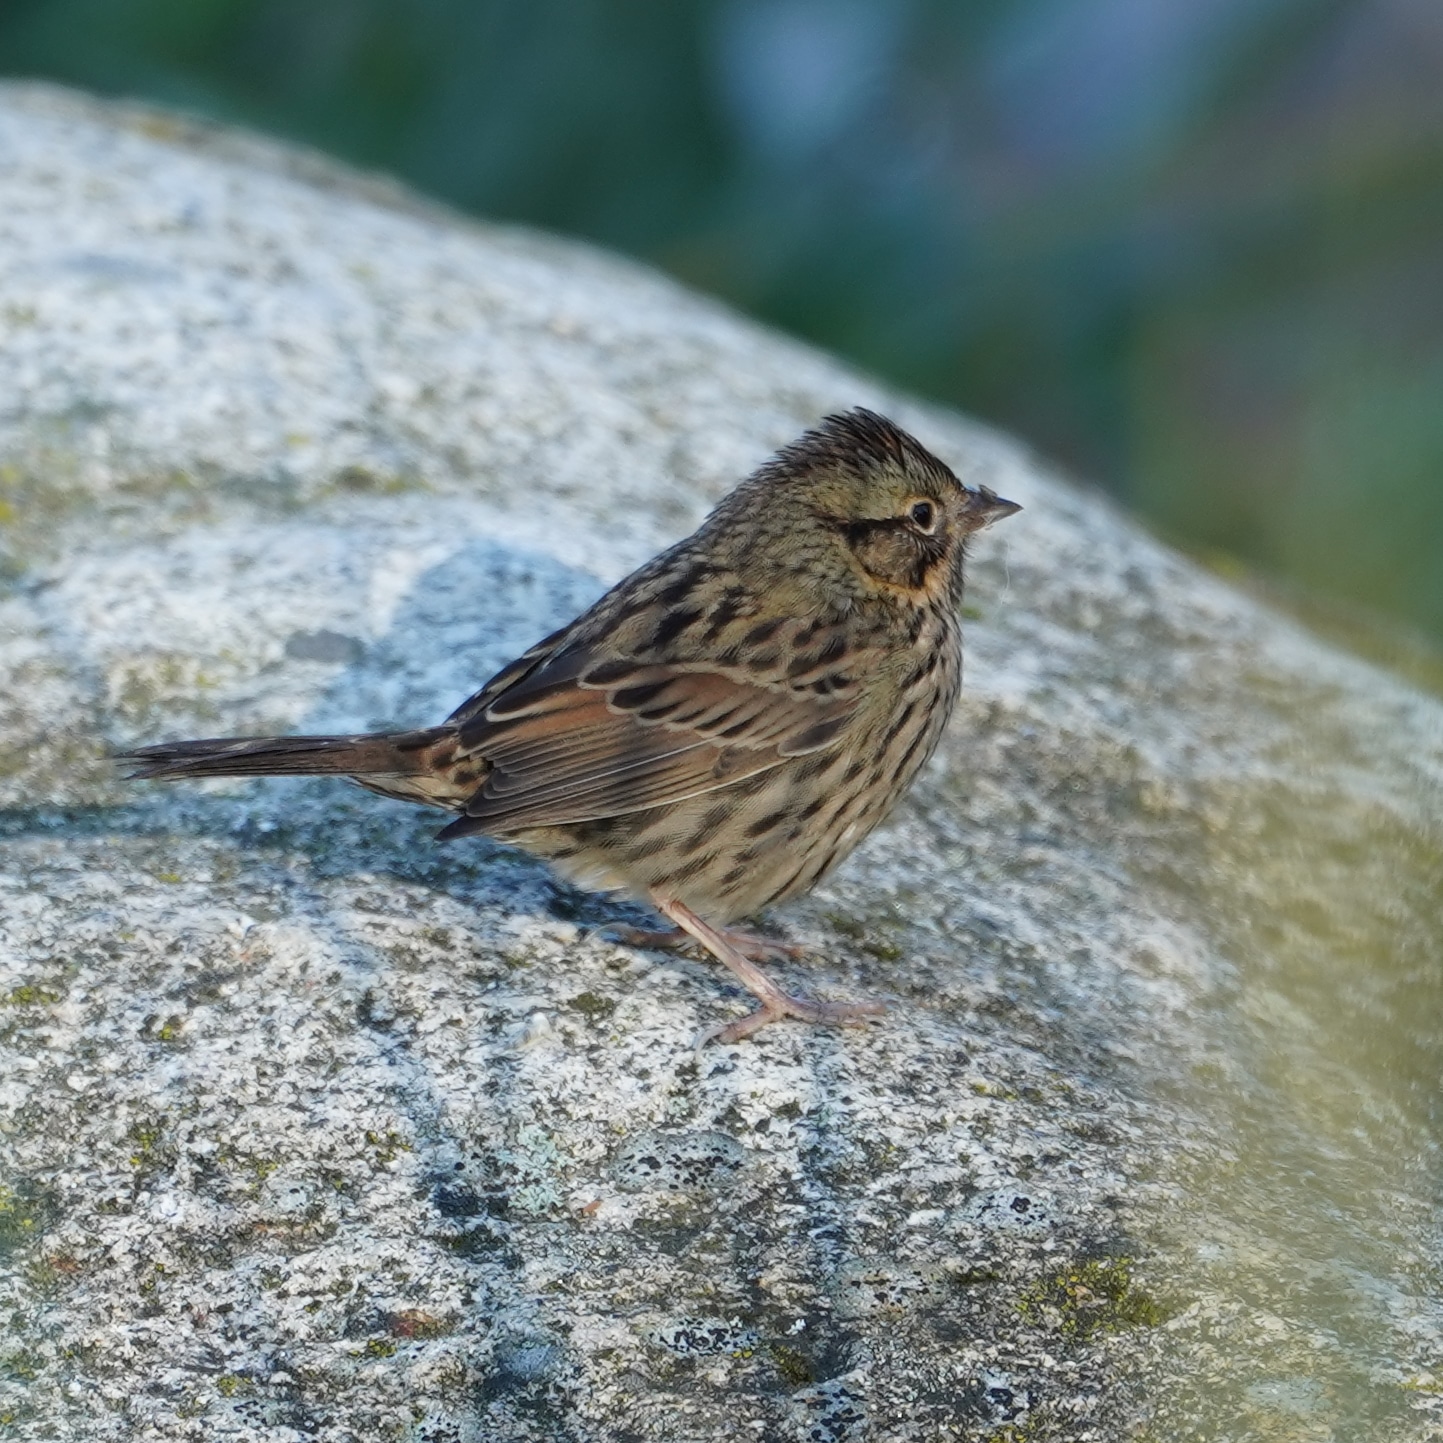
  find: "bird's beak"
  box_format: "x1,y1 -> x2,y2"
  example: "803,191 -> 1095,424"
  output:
964,486 -> 1022,530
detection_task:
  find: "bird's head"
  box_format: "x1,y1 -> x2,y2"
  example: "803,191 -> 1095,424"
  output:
717,408 -> 1019,606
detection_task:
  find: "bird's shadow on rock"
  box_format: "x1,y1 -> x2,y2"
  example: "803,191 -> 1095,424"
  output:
292,534 -> 667,931
8,535 -> 658,930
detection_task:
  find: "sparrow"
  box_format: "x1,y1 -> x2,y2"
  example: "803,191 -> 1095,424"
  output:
123,409 -> 1019,1043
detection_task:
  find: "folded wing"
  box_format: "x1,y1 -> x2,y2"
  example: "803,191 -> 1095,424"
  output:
437,624 -> 868,837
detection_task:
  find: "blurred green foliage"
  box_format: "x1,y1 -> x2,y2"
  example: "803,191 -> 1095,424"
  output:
3,0 -> 1441,650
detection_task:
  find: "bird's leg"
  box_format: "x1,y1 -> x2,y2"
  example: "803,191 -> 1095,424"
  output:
601,921 -> 804,963
649,894 -> 887,1045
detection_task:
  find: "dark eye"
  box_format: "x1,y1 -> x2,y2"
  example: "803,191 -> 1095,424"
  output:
908,499 -> 936,532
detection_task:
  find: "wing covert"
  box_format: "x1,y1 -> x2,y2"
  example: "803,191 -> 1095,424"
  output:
438,620 -> 870,834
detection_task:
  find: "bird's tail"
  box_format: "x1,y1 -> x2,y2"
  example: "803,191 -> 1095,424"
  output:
118,728 -> 464,809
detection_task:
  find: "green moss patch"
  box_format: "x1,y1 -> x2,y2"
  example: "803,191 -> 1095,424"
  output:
1016,1257 -> 1166,1340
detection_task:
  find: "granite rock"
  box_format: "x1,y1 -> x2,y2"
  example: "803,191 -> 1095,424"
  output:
1,83 -> 1441,1442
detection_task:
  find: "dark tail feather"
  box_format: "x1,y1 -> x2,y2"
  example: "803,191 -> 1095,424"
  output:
118,728 -> 450,781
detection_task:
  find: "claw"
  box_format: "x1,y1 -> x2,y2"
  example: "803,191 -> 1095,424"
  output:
650,893 -> 887,1045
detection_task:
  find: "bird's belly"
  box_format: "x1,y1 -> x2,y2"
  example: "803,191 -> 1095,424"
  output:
505,723 -> 938,924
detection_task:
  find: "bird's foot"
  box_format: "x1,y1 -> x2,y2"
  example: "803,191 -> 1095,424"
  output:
601,922 -> 803,964
646,893 -> 886,1046
698,991 -> 887,1047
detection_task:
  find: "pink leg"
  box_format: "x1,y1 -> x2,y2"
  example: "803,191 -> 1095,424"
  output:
649,894 -> 887,1045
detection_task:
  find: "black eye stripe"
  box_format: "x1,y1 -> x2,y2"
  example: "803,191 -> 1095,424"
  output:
838,513 -> 933,545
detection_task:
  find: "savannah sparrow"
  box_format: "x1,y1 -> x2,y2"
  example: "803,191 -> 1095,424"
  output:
125,410 -> 1019,1042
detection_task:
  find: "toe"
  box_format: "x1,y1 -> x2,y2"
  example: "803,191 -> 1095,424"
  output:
698,1004 -> 787,1048
783,995 -> 888,1027
600,924 -> 688,952
698,993 -> 887,1046
727,931 -> 805,963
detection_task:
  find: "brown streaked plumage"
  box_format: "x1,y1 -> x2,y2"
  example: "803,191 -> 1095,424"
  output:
123,410 -> 1019,1043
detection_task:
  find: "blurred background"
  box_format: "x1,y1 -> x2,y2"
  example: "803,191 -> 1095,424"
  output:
3,0 -> 1441,665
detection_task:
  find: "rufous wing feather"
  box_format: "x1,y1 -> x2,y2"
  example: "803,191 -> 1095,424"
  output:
436,633 -> 869,837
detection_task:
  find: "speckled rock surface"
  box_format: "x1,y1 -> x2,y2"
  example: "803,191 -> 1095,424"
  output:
2,83 -> 1442,1442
